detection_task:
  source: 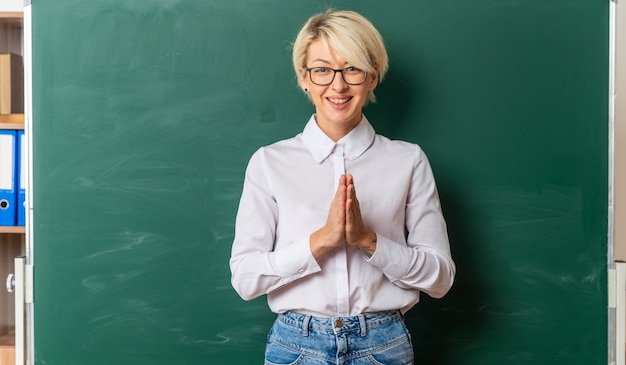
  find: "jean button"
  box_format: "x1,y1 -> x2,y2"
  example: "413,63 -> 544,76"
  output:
334,319 -> 344,328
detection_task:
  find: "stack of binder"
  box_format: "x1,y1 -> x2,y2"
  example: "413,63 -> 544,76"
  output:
0,129 -> 25,226
0,52 -> 25,226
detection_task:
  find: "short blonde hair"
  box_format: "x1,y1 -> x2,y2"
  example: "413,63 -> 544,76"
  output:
292,10 -> 389,104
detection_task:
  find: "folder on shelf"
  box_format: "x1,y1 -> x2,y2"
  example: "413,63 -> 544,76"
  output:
17,130 -> 25,226
0,53 -> 24,115
0,130 -> 17,226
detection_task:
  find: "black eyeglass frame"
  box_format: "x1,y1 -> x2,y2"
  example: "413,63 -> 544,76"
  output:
304,67 -> 368,86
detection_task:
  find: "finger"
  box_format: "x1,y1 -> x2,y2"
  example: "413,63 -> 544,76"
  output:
345,198 -> 363,245
333,175 -> 346,203
339,176 -> 347,206
346,197 -> 354,223
345,189 -> 361,225
339,175 -> 347,193
346,182 -> 359,211
345,180 -> 362,228
347,174 -> 358,199
336,176 -> 348,216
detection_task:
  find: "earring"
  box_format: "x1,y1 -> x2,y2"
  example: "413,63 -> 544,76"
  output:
304,88 -> 308,92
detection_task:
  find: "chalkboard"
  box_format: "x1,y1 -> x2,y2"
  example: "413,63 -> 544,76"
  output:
31,1 -> 609,364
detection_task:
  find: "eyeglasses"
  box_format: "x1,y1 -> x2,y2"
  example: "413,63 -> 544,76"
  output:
305,67 -> 368,86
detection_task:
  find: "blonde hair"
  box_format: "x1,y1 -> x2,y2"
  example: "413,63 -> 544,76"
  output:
292,10 -> 389,104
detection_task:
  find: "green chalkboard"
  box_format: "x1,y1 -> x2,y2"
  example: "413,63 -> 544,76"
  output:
31,0 -> 609,364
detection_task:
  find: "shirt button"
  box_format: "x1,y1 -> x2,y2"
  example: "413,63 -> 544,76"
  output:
298,269 -> 305,274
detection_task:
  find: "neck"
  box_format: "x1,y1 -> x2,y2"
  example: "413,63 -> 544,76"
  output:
315,114 -> 362,142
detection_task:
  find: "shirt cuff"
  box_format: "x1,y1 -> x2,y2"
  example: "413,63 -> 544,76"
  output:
269,236 -> 321,278
367,234 -> 410,280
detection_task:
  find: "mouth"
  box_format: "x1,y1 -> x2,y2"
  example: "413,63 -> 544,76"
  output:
327,97 -> 353,105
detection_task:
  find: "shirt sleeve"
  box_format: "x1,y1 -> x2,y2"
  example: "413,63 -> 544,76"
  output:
229,149 -> 321,301
367,147 -> 456,299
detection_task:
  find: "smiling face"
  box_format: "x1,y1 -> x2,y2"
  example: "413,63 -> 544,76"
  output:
300,39 -> 378,141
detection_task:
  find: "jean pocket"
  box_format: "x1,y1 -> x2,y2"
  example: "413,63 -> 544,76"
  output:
366,323 -> 414,365
265,339 -> 304,365
367,342 -> 413,365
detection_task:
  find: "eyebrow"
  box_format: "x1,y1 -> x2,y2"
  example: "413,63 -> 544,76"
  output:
309,58 -> 349,66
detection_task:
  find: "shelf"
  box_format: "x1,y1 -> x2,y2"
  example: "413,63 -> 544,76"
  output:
0,329 -> 14,346
0,12 -> 22,19
0,114 -> 24,129
0,226 -> 25,234
0,329 -> 15,365
0,8 -> 22,365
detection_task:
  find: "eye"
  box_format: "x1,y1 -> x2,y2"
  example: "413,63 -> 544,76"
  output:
344,67 -> 362,73
311,67 -> 330,73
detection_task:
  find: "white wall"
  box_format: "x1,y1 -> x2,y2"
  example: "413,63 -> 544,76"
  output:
616,0 -> 626,261
1,0 -> 23,13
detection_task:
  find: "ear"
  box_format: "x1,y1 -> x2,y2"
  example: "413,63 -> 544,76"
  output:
368,65 -> 379,91
299,68 -> 310,90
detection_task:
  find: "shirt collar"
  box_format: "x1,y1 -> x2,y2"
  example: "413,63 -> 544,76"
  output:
302,114 -> 376,163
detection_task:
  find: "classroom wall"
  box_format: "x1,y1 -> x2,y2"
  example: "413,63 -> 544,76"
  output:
1,0 -> 22,14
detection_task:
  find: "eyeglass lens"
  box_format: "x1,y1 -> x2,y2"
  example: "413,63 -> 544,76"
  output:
308,68 -> 366,86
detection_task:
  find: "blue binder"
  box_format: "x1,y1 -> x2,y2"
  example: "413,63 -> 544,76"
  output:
0,130 -> 17,226
17,130 -> 25,226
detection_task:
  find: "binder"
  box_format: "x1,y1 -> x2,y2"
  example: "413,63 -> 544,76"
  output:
17,130 -> 25,226
0,129 -> 17,226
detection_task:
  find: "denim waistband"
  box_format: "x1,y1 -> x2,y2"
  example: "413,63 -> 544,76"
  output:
277,310 -> 403,337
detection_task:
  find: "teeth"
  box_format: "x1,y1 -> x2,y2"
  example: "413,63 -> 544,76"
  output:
328,98 -> 350,105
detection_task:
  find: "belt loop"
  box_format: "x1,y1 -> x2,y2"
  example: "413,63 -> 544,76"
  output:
358,314 -> 367,337
302,315 -> 311,337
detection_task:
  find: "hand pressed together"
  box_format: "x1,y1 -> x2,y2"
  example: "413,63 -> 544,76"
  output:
310,174 -> 377,260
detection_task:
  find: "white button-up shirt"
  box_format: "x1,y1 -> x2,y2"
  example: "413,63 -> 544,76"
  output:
230,115 -> 455,317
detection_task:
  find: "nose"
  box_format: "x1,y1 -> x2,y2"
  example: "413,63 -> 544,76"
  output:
331,70 -> 348,91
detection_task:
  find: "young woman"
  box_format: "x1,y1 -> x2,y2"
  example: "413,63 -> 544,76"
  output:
230,10 -> 455,365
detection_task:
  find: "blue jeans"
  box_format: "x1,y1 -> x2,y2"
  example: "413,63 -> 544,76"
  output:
265,310 -> 414,365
